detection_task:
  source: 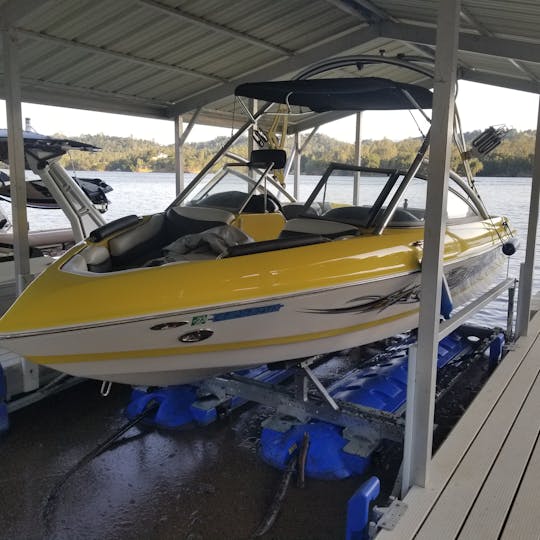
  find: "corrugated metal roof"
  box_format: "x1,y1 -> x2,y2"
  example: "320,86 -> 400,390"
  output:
0,0 -> 537,128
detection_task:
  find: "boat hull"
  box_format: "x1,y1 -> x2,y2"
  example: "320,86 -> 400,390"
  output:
0,245 -> 502,386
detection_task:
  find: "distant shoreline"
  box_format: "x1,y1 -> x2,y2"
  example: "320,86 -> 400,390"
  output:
56,129 -> 536,178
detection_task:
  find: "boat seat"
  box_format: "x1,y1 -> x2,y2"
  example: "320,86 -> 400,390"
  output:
164,206 -> 235,239
62,245 -> 112,274
323,205 -> 421,227
192,190 -> 248,210
107,206 -> 236,270
107,213 -> 166,269
279,217 -> 358,239
62,242 -> 116,273
388,208 -> 421,224
322,206 -> 372,226
281,203 -> 319,220
85,245 -> 113,272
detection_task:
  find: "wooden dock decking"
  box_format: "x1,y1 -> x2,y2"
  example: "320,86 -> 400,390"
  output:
378,311 -> 540,539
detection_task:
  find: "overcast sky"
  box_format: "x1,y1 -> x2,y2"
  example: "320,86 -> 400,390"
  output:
0,80 -> 537,145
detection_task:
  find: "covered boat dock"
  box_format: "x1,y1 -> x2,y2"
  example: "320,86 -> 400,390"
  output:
379,304 -> 540,539
0,0 -> 540,538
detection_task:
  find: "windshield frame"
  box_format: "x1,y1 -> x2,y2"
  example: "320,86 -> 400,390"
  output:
300,162 -> 485,230
178,163 -> 296,213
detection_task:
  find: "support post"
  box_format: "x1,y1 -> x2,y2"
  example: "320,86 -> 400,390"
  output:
516,98 -> 540,337
174,115 -> 184,195
3,29 -> 38,392
353,112 -> 362,205
283,145 -> 297,181
402,343 -> 417,498
3,30 -> 31,294
401,0 -> 460,493
294,131 -> 301,199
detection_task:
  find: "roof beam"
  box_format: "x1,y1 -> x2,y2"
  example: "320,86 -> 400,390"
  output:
347,0 -> 396,22
326,0 -> 396,23
0,76 -> 171,119
459,67 -> 540,94
137,0 -> 292,56
460,6 -> 539,83
15,27 -> 227,83
168,24 -> 378,116
378,21 -> 540,65
325,1 -> 469,74
325,0 -> 366,18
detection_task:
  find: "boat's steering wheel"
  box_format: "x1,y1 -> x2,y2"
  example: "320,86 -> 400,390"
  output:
265,191 -> 283,213
243,192 -> 283,213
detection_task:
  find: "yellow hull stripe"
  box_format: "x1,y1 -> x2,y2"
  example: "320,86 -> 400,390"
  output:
29,307 -> 419,365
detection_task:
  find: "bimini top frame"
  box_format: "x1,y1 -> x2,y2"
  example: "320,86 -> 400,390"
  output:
171,54 -> 495,239
171,55 -> 438,211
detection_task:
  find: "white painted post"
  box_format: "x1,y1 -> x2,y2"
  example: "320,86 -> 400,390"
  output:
402,0 -> 461,493
353,112 -> 362,205
294,131 -> 301,199
174,115 -> 184,195
3,29 -> 38,392
402,342 -> 417,498
3,30 -> 31,294
516,98 -> 540,337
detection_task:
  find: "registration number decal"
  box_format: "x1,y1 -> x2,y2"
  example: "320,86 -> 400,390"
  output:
191,303 -> 283,326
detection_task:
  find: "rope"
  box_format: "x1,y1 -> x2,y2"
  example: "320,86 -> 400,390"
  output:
252,456 -> 296,537
42,402 -> 158,532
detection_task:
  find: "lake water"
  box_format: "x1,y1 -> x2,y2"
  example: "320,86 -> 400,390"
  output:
0,171 -> 533,329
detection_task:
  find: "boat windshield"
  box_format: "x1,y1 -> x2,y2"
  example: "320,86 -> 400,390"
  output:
180,163 -> 294,213
302,164 -> 481,228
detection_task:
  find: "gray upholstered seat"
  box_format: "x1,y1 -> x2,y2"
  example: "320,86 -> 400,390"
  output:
279,217 -> 358,239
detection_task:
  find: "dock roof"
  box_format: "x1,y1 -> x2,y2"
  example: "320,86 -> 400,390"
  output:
0,0 -> 538,130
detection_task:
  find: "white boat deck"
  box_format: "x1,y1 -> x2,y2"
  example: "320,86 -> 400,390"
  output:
378,309 -> 540,539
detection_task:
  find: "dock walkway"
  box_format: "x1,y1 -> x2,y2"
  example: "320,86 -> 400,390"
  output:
379,310 -> 540,539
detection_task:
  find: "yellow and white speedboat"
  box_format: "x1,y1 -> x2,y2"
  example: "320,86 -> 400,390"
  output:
0,62 -> 516,386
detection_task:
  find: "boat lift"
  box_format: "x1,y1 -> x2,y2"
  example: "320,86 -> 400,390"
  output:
126,276 -> 516,475
120,274 -> 517,540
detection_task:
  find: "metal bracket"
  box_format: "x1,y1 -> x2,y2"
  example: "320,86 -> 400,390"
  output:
372,498 -> 408,532
298,359 -> 339,411
100,380 -> 112,397
342,425 -> 382,458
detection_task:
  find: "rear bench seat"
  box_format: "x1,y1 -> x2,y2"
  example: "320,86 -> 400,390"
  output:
109,206 -> 236,269
66,206 -> 236,273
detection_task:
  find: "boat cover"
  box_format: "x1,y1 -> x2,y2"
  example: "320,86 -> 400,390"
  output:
145,225 -> 254,265
235,77 -> 433,112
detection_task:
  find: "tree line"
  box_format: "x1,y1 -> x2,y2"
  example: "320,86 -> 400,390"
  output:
58,129 -> 536,177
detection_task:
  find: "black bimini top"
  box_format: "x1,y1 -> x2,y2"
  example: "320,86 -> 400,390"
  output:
235,77 -> 433,112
